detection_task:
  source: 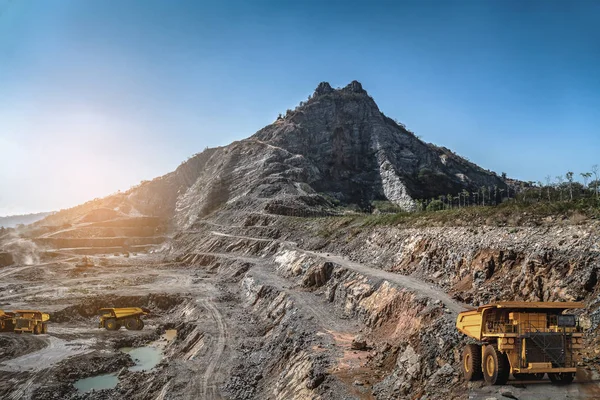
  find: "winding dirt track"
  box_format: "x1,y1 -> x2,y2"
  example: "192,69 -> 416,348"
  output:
210,230 -> 467,314
198,298 -> 228,400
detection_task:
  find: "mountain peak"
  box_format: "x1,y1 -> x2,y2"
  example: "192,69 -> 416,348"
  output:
314,81 -> 333,96
343,80 -> 365,94
313,80 -> 367,98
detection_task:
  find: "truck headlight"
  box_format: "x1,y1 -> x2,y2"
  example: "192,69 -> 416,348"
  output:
508,338 -> 515,344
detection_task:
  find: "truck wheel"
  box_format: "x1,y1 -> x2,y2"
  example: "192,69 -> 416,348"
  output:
135,319 -> 144,330
0,321 -> 4,331
33,324 -> 41,335
548,372 -> 574,384
462,344 -> 483,381
105,318 -> 119,331
42,323 -> 48,334
125,319 -> 138,330
483,345 -> 510,385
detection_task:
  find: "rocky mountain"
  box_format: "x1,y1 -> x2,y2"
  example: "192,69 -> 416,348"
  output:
37,81 -> 505,230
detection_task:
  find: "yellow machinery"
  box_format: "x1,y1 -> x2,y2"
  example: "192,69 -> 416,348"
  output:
98,307 -> 148,331
0,310 -> 15,332
456,301 -> 584,385
12,310 -> 50,334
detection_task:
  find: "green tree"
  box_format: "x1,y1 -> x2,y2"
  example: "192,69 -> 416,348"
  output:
427,199 -> 444,212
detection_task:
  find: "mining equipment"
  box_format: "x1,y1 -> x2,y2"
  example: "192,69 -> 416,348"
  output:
0,309 -> 15,332
456,301 -> 584,385
98,307 -> 148,331
12,310 -> 50,334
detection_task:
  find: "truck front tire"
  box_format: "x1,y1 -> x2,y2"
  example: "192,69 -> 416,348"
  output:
105,318 -> 119,331
462,344 -> 483,381
482,345 -> 509,385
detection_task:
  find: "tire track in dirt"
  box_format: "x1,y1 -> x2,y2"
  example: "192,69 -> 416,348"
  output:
198,298 -> 228,399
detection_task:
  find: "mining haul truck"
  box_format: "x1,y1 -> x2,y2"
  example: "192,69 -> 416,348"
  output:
456,301 -> 584,385
12,310 -> 50,334
99,307 -> 148,331
0,310 -> 15,332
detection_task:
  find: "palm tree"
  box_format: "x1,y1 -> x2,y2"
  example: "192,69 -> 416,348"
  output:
555,176 -> 565,201
481,186 -> 487,206
592,165 -> 599,199
580,172 -> 592,190
566,172 -> 574,201
462,190 -> 470,207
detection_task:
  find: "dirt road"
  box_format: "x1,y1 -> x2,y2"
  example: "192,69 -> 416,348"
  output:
210,230 -> 467,314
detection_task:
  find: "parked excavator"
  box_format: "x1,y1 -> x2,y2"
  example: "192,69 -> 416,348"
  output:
456,301 -> 584,385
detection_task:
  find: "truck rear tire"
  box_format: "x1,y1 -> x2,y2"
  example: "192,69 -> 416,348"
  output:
548,372 -> 574,384
483,345 -> 509,385
105,318 -> 119,331
462,344 -> 483,381
125,319 -> 138,330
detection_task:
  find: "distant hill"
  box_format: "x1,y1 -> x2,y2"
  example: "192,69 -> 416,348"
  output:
0,212 -> 52,228
40,80 -> 506,230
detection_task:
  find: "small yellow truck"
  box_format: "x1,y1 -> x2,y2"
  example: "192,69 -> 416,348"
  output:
12,310 -> 50,334
456,301 -> 583,385
0,309 -> 15,332
98,307 -> 148,331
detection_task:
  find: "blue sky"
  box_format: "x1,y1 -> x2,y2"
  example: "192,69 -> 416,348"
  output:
1,0 -> 599,215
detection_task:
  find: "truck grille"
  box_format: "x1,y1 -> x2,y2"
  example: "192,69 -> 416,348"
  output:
523,332 -> 574,368
15,319 -> 31,329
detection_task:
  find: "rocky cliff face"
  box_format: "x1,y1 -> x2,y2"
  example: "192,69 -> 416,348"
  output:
36,81 -> 505,230
252,81 -> 504,211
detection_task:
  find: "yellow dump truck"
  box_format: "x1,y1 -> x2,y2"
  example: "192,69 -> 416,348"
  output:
0,310 -> 15,332
13,310 -> 50,334
98,307 -> 148,331
456,301 -> 584,385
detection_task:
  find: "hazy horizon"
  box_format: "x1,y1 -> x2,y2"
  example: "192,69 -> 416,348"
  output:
1,0 -> 599,216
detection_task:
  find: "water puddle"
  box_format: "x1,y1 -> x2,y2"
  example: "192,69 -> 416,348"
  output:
74,329 -> 177,392
121,346 -> 162,371
74,373 -> 119,392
